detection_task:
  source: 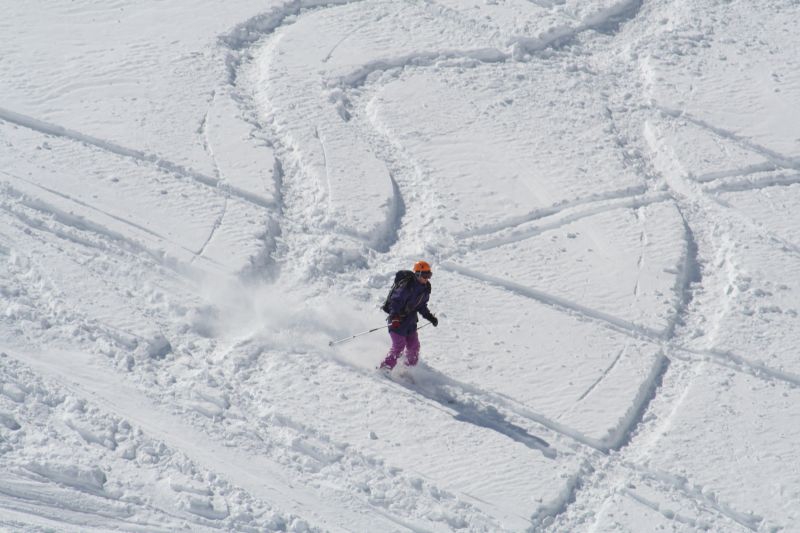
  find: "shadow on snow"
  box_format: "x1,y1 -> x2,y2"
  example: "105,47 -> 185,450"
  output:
392,363 -> 557,459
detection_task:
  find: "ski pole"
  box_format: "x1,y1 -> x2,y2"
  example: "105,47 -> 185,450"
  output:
328,321 -> 433,347
328,324 -> 388,347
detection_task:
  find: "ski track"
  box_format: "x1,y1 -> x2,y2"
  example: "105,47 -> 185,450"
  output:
0,491 -> 177,533
657,106 -> 800,172
4,0 -> 798,531
191,194 -> 227,264
0,175 -> 224,277
381,366 -> 558,459
542,4 -> 800,524
0,212 -> 175,354
7,347 -> 420,533
217,0 -> 662,269
653,105 -> 800,257
0,107 -> 276,211
451,186 -> 654,241
705,172 -> 800,194
200,341 -> 511,533
357,89 -> 438,255
0,169 -> 165,240
630,464 -> 764,531
632,210 -> 645,298
333,0 -> 645,88
676,346 -> 800,389
321,14 -> 381,64
710,193 -> 800,258
575,344 -> 627,404
377,358 -> 668,457
218,0 -> 367,53
440,261 -> 665,342
237,1 -> 796,529
456,191 -> 672,253
313,126 -> 334,216
194,90 -> 228,264
694,161 -> 779,184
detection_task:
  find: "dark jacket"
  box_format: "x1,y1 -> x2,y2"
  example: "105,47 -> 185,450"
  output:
387,278 -> 433,336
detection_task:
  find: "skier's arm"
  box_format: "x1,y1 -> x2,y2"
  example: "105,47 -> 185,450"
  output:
418,303 -> 433,321
417,300 -> 437,326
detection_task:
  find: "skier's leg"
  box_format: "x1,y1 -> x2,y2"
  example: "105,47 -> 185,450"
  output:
381,332 -> 407,369
404,330 -> 420,366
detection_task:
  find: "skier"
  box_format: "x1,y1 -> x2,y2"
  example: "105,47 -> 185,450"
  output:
380,260 -> 439,370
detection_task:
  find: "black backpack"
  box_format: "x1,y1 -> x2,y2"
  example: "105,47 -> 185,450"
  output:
380,270 -> 416,313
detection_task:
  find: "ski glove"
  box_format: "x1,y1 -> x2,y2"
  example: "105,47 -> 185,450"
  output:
390,316 -> 401,329
429,315 -> 438,327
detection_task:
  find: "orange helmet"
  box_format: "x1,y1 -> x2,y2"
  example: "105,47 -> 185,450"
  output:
413,260 -> 432,273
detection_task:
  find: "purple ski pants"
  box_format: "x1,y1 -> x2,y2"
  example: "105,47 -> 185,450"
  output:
381,330 -> 420,369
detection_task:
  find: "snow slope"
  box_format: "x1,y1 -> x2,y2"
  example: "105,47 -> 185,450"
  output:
1,0 -> 799,531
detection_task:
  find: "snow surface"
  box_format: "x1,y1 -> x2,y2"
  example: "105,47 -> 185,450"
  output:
1,0 -> 799,531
